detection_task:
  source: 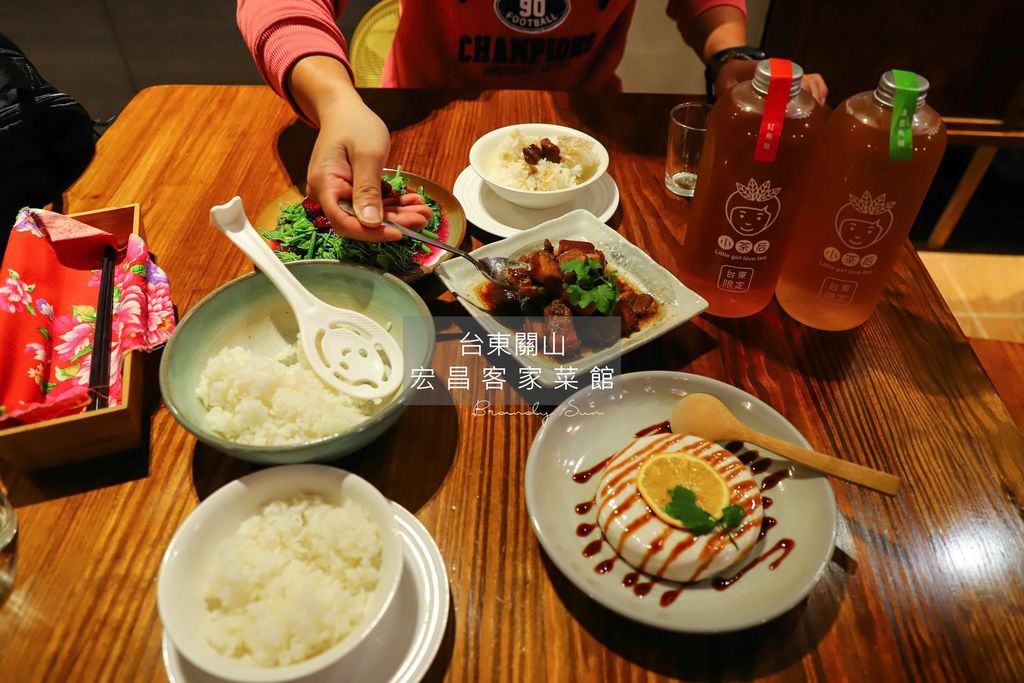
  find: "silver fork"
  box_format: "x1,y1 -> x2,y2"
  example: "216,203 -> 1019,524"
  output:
336,200 -> 527,288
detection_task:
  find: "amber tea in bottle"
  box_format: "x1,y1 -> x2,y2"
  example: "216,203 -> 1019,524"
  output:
776,70 -> 946,330
678,59 -> 825,317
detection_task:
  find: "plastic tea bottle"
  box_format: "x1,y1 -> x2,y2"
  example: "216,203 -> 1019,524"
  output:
678,59 -> 825,317
776,70 -> 946,330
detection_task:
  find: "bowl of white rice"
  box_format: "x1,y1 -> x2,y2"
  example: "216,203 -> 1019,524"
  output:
159,261 -> 435,464
469,123 -> 609,210
157,464 -> 404,682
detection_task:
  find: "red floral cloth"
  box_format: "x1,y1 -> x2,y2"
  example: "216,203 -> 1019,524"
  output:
0,208 -> 175,427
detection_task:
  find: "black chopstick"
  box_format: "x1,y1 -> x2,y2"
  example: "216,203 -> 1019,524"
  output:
87,246 -> 115,411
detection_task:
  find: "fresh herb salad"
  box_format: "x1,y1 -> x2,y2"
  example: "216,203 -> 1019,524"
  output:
263,168 -> 448,276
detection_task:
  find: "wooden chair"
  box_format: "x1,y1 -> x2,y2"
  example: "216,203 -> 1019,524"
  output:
349,0 -> 400,88
927,80 -> 1024,248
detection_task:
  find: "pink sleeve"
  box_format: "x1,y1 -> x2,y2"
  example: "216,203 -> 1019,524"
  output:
666,0 -> 748,39
237,0 -> 354,117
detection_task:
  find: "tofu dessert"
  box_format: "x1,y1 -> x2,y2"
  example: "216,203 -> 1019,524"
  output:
595,433 -> 763,583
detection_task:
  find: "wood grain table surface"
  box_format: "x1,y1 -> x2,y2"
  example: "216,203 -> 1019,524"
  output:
2,86 -> 1023,683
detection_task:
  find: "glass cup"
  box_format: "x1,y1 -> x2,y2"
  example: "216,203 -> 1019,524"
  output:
664,102 -> 711,198
0,488 -> 16,600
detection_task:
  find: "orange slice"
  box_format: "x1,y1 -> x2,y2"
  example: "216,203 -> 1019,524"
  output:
637,452 -> 730,529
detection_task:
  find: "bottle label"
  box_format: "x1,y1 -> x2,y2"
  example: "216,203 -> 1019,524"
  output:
753,58 -> 793,163
714,178 -> 782,291
814,190 -> 897,291
889,70 -> 919,161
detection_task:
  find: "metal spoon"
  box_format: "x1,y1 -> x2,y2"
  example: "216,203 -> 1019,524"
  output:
336,199 -> 527,289
210,196 -> 403,401
671,393 -> 900,496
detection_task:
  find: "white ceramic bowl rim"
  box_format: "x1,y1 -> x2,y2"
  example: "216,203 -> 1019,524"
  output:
469,123 -> 610,195
158,260 -> 436,453
157,465 -> 404,683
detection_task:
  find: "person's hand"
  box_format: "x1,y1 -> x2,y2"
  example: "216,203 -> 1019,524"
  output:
306,99 -> 432,241
715,60 -> 828,106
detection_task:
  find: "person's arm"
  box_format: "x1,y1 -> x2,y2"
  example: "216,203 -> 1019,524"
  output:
237,0 -> 429,240
667,1 -> 828,104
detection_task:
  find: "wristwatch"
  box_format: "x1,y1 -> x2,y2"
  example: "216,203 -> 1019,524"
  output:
705,46 -> 768,101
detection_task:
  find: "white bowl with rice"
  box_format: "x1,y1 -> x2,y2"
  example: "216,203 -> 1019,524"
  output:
159,261 -> 436,465
469,123 -> 609,210
157,465 -> 404,682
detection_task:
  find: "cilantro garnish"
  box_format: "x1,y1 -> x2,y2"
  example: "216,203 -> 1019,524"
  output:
559,257 -> 620,315
664,486 -> 744,547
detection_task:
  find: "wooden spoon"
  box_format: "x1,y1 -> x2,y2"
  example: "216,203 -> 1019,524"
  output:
670,393 -> 900,496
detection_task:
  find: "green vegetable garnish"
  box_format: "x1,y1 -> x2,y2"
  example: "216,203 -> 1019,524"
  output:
559,257 -> 620,315
262,166 -> 443,275
664,486 -> 745,548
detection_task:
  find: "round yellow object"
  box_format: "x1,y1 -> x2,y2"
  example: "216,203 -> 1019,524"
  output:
637,452 -> 730,529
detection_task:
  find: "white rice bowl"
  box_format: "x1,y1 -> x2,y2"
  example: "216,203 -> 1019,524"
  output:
196,344 -> 376,446
492,129 -> 599,191
201,494 -> 381,667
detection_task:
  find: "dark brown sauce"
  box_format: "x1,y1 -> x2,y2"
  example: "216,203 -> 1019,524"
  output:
724,441 -> 745,454
623,572 -> 640,587
660,587 -> 684,607
605,491 -> 641,529
616,512 -> 654,555
639,529 -> 673,572
758,516 -> 777,540
573,455 -> 614,483
749,457 -> 773,474
737,450 -> 760,466
575,500 -> 594,515
762,496 -> 773,509
711,538 -> 796,590
583,540 -> 603,557
577,523 -> 597,537
634,582 -> 654,597
761,470 -> 792,491
634,420 -> 672,438
595,558 -> 616,574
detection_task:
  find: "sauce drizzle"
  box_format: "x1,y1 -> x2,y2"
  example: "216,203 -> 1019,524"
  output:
660,587 -> 684,607
575,500 -> 594,515
573,455 -> 615,483
761,470 -> 792,491
711,538 -> 796,590
634,420 -> 672,438
738,450 -> 760,466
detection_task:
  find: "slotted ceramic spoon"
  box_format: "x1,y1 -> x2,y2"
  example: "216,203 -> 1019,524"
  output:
210,196 -> 403,401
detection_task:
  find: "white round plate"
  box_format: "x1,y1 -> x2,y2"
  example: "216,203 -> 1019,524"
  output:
453,165 -> 619,238
162,502 -> 449,683
524,371 -> 838,633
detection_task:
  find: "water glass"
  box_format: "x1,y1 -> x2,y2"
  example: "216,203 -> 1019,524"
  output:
0,488 -> 16,600
665,102 -> 710,198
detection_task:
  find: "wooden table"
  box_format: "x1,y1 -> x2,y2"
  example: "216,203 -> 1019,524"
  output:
2,86 -> 1023,682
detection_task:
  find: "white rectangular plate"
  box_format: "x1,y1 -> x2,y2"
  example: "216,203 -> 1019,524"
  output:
435,209 -> 707,388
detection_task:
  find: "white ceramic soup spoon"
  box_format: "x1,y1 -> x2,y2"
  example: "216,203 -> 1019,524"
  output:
209,196 -> 403,401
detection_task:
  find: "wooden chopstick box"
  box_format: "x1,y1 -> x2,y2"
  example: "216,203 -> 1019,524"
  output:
0,205 -> 147,470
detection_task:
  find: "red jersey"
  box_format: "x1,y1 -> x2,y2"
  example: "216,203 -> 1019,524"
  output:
238,0 -> 745,116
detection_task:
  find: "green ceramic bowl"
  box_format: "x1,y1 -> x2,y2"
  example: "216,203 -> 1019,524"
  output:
159,261 -> 435,464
